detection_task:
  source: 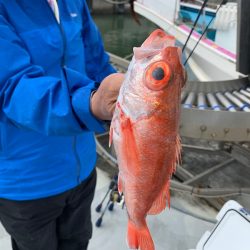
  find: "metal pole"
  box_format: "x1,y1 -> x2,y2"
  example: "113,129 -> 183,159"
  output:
183,158 -> 235,185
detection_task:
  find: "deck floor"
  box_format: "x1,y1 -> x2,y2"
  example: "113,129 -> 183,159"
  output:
0,168 -> 215,250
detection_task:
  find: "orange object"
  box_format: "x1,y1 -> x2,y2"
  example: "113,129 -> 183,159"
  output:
110,29 -> 186,250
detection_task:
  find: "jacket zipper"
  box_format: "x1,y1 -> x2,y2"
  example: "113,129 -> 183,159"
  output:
73,137 -> 81,184
45,1 -> 81,184
45,0 -> 66,67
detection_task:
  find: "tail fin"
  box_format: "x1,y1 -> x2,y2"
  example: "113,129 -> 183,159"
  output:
127,220 -> 155,250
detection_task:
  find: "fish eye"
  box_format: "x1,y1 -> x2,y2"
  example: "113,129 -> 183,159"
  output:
152,67 -> 165,80
145,61 -> 172,91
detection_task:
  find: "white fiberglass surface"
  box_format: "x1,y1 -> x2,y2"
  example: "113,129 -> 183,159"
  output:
203,211 -> 250,250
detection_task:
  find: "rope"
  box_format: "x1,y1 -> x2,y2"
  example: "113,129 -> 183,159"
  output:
184,0 -> 228,66
182,0 -> 210,53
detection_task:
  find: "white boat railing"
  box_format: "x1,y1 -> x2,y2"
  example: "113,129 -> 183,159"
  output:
134,0 -> 242,81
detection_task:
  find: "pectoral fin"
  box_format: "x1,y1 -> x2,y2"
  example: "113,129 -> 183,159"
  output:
120,112 -> 140,175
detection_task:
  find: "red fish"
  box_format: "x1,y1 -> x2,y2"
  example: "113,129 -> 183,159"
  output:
110,29 -> 186,250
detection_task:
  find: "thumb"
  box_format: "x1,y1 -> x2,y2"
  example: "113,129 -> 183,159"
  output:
101,73 -> 125,91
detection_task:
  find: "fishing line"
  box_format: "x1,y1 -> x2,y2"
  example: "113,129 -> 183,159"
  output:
182,0 -> 210,53
184,0 -> 228,66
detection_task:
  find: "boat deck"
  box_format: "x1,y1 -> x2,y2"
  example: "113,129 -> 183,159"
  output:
0,167 -> 216,250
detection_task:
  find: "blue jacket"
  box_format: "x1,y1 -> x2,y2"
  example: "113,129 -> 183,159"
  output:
0,0 -> 116,200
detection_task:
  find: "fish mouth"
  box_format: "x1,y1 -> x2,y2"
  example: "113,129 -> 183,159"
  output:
141,29 -> 175,50
133,29 -> 176,60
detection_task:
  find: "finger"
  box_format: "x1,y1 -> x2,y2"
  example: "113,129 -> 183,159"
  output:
109,74 -> 125,89
110,102 -> 117,114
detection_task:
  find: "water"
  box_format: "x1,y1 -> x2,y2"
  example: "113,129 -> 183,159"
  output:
93,14 -> 157,58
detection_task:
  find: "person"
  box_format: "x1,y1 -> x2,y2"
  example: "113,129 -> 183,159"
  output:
0,1 -> 124,250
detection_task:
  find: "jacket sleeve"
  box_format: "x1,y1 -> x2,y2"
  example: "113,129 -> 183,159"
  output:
82,0 -> 117,85
0,14 -> 105,136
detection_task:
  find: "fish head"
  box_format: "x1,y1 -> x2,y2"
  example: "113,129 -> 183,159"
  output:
120,29 -> 186,121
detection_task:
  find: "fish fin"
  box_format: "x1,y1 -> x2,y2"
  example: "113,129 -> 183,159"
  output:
109,126 -> 113,147
141,29 -> 175,49
118,175 -> 123,194
147,193 -> 167,215
127,220 -> 155,250
147,182 -> 170,215
120,114 -> 140,174
127,220 -> 139,249
175,135 -> 182,169
166,182 -> 171,209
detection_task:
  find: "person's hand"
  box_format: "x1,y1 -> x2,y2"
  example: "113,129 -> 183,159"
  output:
90,73 -> 125,120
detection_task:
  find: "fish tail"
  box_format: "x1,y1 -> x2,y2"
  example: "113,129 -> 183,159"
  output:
127,220 -> 155,250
